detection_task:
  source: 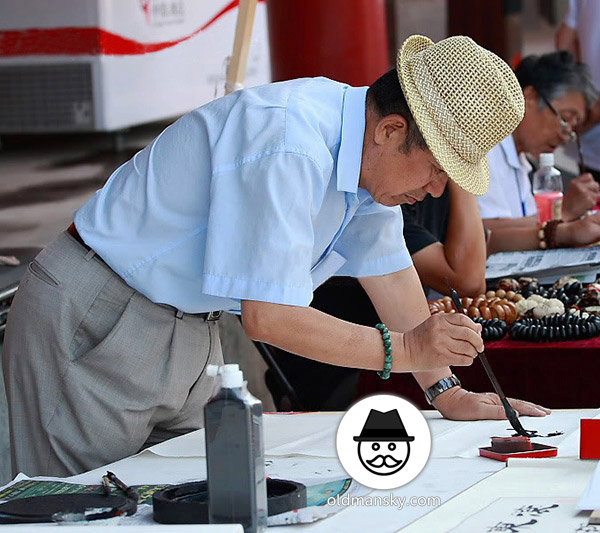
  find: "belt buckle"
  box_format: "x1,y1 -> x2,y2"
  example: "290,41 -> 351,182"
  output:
206,311 -> 222,322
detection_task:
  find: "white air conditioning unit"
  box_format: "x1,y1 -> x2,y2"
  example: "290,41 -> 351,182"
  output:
0,0 -> 271,133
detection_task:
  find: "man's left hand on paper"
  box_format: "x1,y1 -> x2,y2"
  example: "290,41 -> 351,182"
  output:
432,387 -> 551,421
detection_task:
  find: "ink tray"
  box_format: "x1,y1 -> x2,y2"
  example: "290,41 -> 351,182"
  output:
153,478 -> 306,524
479,443 -> 558,462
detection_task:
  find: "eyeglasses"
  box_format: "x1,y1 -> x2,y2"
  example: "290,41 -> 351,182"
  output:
538,92 -> 586,172
538,93 -> 577,141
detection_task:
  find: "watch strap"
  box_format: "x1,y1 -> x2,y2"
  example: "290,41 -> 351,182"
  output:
424,374 -> 461,405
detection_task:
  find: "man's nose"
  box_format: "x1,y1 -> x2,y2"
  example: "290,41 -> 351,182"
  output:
558,128 -> 575,145
426,174 -> 448,198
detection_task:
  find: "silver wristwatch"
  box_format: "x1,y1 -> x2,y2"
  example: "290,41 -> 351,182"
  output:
424,374 -> 461,405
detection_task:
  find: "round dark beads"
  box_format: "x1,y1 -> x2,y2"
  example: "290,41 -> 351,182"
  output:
509,314 -> 600,342
471,317 -> 508,342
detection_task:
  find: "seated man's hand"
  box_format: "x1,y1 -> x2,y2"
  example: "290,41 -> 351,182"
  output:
432,387 -> 551,420
562,173 -> 599,221
402,313 -> 483,372
557,211 -> 600,247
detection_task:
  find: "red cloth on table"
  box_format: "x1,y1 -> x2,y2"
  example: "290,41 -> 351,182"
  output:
356,335 -> 600,410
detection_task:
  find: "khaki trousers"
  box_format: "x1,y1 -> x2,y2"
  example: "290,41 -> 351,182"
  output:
3,231 -> 223,477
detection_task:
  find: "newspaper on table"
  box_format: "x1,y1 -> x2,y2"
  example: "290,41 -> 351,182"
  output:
486,246 -> 600,283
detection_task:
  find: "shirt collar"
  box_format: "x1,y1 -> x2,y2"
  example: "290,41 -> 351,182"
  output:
499,134 -> 522,171
499,134 -> 532,174
518,152 -> 533,174
337,86 -> 368,193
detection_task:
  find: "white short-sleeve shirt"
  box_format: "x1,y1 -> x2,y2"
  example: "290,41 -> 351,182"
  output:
477,135 -> 537,219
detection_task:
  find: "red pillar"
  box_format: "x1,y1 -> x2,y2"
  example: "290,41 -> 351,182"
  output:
267,0 -> 390,86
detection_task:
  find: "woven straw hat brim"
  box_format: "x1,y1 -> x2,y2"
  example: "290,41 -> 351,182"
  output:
397,36 -> 491,196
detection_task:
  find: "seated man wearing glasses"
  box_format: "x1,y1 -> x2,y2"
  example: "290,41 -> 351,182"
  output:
479,51 -> 600,253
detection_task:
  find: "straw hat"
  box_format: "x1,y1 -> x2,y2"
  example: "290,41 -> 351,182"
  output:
396,35 -> 524,195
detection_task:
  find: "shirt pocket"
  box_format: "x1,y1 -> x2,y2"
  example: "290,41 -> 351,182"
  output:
310,250 -> 347,290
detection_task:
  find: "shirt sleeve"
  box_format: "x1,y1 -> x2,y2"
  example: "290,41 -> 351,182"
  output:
201,151 -> 325,307
401,207 -> 439,255
333,199 -> 413,278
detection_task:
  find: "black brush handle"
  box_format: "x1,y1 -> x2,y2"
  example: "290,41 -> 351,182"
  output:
478,352 -> 506,399
448,284 -> 530,437
449,288 -> 464,314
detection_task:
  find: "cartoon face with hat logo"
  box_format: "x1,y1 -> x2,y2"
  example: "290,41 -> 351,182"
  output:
353,409 -> 415,476
337,395 -> 430,489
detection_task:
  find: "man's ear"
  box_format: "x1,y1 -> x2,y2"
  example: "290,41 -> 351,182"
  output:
373,114 -> 408,146
522,85 -> 539,112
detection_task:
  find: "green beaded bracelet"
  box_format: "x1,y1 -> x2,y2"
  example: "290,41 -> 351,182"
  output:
376,323 -> 392,380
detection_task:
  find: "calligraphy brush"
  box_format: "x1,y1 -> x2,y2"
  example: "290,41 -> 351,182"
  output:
445,281 -> 533,437
575,132 -> 587,174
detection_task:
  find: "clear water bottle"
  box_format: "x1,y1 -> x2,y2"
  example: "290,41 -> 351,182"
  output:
532,153 -> 563,223
205,364 -> 267,533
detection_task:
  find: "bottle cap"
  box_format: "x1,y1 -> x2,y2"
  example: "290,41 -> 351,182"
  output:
539,153 -> 554,167
206,364 -> 243,388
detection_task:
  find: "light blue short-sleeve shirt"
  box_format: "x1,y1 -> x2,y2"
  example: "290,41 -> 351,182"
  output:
75,78 -> 412,313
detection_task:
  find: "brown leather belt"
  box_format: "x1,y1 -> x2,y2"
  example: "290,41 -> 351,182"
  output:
67,223 -> 90,251
65,223 -> 222,322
